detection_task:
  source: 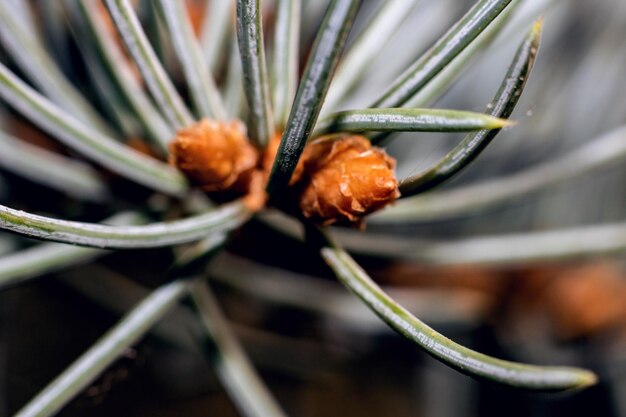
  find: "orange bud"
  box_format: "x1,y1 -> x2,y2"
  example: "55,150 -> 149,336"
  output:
294,135 -> 400,225
169,119 -> 258,193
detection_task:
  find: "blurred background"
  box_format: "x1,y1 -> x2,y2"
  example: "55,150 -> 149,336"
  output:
2,0 -> 626,416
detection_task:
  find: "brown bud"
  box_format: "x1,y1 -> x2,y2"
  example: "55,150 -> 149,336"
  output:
294,135 -> 400,225
169,119 -> 258,193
